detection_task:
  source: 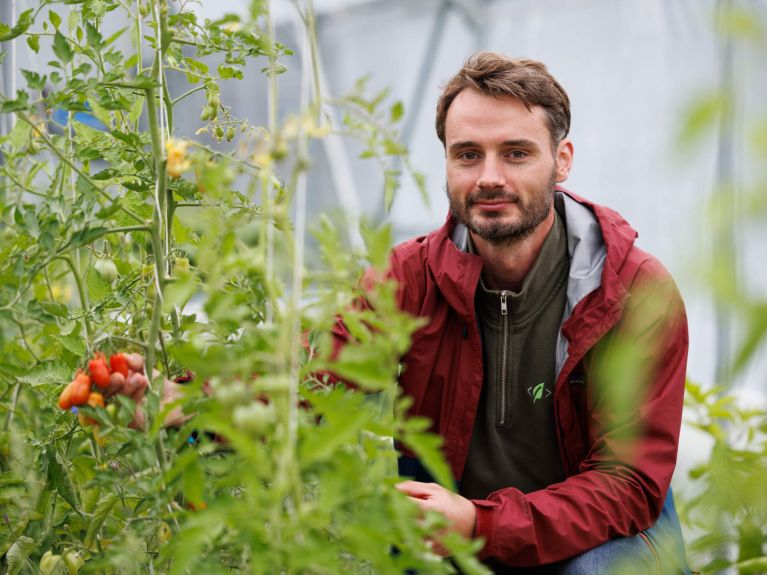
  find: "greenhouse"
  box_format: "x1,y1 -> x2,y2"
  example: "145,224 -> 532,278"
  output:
1,0 -> 766,573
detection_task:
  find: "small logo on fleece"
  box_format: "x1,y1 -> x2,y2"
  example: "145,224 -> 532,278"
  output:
528,382 -> 552,403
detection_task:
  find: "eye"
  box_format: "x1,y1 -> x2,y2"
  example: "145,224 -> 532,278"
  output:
458,151 -> 480,161
508,150 -> 527,160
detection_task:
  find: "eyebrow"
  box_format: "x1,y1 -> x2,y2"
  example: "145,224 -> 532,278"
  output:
448,139 -> 540,154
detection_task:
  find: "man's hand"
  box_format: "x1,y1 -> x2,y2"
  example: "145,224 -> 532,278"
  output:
102,353 -> 189,429
395,480 -> 477,556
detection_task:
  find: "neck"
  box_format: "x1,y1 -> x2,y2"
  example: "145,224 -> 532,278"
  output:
471,209 -> 555,291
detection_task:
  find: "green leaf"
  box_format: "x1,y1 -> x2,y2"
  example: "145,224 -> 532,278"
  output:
182,458 -> 205,507
26,35 -> 40,54
735,556 -> 767,573
55,333 -> 87,356
70,225 -> 109,247
390,101 -> 404,123
0,90 -> 30,113
132,73 -> 159,89
5,535 -> 35,575
86,266 -> 111,302
399,421 -> 454,488
0,8 -> 34,42
85,21 -> 102,49
163,274 -> 198,312
218,64 -> 244,80
47,452 -> 80,511
49,10 -> 62,30
19,362 -> 71,387
84,494 -> 118,549
300,389 -> 372,465
52,30 -> 74,64
7,118 -> 32,149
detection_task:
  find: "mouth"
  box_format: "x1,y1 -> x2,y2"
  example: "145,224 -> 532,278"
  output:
473,201 -> 510,212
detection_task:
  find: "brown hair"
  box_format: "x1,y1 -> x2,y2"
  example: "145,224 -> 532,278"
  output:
436,52 -> 571,147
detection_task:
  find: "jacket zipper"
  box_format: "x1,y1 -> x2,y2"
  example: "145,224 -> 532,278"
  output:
498,290 -> 509,426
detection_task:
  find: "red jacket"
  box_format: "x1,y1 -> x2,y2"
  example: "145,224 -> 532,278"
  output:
386,189 -> 688,566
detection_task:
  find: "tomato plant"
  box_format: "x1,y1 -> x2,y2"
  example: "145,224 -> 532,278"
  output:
0,1 -> 481,573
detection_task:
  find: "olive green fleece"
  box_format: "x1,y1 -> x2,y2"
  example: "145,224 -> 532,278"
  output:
460,209 -> 569,499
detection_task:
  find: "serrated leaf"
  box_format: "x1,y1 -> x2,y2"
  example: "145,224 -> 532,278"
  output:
85,21 -> 102,49
86,266 -> 111,302
52,30 -> 74,64
132,73 -> 159,89
0,8 -> 34,42
19,362 -> 71,387
47,452 -> 79,510
6,535 -> 35,575
70,225 -> 108,247
218,64 -> 243,80
1,91 -> 29,113
84,493 -> 118,549
55,333 -> 87,356
41,300 -> 69,318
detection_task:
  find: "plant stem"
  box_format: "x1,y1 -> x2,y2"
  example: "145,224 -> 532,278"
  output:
10,108 -> 144,224
60,254 -> 93,353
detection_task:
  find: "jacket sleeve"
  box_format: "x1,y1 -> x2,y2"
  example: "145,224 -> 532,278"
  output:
472,259 -> 689,566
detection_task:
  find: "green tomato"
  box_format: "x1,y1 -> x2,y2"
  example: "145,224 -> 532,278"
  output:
226,127 -> 235,141
215,126 -> 225,139
94,257 -> 118,283
39,551 -> 66,575
63,550 -> 84,574
174,257 -> 190,274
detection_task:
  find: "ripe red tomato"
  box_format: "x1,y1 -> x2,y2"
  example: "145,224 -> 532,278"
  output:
109,353 -> 130,378
58,382 -> 73,410
70,372 -> 92,406
89,354 -> 111,388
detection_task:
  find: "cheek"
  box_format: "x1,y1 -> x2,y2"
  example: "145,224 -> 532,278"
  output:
446,169 -> 475,193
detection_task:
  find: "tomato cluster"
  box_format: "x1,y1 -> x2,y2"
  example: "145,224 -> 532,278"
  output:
57,352 -> 146,420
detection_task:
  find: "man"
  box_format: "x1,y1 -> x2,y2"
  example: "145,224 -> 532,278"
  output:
383,53 -> 690,573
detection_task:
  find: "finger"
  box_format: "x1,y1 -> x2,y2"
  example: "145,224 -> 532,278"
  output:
124,352 -> 145,373
130,374 -> 149,402
104,372 -> 126,399
123,371 -> 143,397
406,496 -> 432,512
395,481 -> 439,498
162,378 -> 183,402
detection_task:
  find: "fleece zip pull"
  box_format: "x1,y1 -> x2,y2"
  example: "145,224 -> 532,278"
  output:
499,291 -> 509,426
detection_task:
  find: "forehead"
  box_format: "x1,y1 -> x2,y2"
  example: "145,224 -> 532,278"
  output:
444,88 -> 551,145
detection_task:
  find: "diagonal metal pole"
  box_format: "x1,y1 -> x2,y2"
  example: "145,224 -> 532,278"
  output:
372,0 -> 451,223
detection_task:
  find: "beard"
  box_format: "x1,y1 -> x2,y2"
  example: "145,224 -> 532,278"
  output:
446,176 -> 555,244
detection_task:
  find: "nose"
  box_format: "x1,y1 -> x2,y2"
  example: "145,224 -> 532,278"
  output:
476,156 -> 505,189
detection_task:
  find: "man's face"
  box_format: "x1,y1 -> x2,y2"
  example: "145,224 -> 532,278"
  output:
444,89 -> 572,244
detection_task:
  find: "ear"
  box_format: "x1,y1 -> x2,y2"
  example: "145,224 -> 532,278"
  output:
554,138 -> 574,183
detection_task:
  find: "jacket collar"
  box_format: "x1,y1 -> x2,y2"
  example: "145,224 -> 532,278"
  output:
426,188 -> 638,335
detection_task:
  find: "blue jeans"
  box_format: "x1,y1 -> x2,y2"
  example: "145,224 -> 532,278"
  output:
480,489 -> 691,575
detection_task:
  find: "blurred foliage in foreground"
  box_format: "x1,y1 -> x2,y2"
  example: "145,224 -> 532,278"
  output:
675,3 -> 767,574
0,1 -> 482,573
